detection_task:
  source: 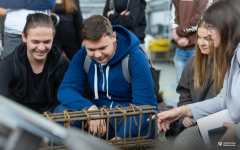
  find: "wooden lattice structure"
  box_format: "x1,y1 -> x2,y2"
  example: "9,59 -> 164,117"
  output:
41,105 -> 159,150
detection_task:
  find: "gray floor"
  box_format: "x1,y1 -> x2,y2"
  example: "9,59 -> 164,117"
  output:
153,62 -> 179,108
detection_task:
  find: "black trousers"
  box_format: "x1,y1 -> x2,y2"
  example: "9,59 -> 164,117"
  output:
53,21 -> 81,60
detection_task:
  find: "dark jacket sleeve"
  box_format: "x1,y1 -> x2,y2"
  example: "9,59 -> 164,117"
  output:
58,48 -> 95,111
176,56 -> 195,124
105,0 -> 142,30
0,59 -> 14,97
103,0 -> 110,18
60,56 -> 71,80
74,0 -> 83,21
0,0 -> 55,10
51,56 -> 70,111
177,56 -> 194,107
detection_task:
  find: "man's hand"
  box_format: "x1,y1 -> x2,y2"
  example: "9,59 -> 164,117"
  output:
107,10 -> 114,18
88,105 -> 106,137
219,122 -> 239,143
177,37 -> 189,47
120,10 -> 130,16
111,136 -> 122,141
172,29 -> 180,42
110,136 -> 122,144
182,117 -> 196,128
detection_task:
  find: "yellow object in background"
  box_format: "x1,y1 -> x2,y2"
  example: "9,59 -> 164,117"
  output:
148,39 -> 170,51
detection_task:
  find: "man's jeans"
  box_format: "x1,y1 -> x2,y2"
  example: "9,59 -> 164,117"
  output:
174,48 -> 195,83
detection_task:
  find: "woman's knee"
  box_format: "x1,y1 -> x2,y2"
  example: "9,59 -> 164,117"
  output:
174,126 -> 206,149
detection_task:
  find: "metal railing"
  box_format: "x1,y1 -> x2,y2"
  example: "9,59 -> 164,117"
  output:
42,105 -> 159,150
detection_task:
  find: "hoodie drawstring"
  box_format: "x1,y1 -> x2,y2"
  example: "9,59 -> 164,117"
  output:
94,64 -> 99,99
106,66 -> 111,100
94,65 -> 111,100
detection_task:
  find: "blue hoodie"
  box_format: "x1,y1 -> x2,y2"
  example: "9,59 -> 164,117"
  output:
0,0 -> 55,10
58,25 -> 158,139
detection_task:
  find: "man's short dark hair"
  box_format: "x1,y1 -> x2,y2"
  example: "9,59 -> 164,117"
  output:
81,15 -> 112,41
23,13 -> 55,37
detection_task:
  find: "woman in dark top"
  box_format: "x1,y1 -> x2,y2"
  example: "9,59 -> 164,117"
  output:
53,0 -> 83,60
166,19 -> 225,148
176,19 -> 223,129
103,0 -> 146,45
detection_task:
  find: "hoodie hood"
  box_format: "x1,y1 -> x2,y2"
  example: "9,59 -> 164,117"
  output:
86,25 -> 140,100
91,25 -> 140,67
14,43 -> 62,74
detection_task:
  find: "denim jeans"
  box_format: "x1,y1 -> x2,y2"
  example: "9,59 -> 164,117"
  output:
174,48 -> 195,83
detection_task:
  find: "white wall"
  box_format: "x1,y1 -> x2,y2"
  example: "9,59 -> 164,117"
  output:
150,10 -> 171,26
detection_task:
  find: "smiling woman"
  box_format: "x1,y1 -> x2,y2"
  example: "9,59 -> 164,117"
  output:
165,19 -> 221,146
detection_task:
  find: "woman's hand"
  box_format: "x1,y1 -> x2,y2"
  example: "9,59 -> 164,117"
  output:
182,117 -> 196,128
147,105 -> 192,131
219,122 -> 239,143
107,10 -> 114,18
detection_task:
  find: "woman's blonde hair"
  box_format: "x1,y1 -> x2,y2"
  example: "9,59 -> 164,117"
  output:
193,19 -> 220,93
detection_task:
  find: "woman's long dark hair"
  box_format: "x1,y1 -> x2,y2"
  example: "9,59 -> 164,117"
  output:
203,0 -> 240,89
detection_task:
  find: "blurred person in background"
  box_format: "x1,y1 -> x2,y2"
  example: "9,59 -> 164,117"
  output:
0,7 -> 6,60
0,0 -> 55,58
103,0 -> 147,51
52,0 -> 83,60
171,0 -> 216,83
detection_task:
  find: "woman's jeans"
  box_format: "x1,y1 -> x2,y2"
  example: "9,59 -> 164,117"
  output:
174,48 -> 195,83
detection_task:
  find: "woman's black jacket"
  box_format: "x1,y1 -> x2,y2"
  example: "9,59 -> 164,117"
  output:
103,0 -> 147,43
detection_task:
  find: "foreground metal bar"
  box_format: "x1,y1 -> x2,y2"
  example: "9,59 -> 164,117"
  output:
43,105 -> 158,150
0,95 -> 117,150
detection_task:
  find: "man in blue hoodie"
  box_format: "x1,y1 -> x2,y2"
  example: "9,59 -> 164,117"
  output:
57,15 -> 158,140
